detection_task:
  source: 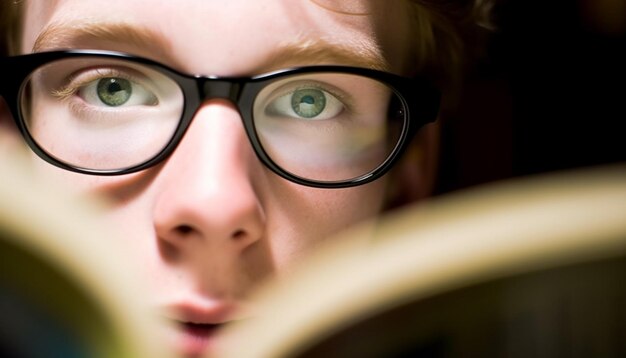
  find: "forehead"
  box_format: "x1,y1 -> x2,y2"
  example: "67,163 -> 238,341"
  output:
21,0 -> 414,76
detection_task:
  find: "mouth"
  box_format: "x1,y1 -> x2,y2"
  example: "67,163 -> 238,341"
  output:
175,321 -> 223,357
161,299 -> 249,357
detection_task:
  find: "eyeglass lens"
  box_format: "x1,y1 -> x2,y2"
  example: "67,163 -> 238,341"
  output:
19,57 -> 407,182
253,73 -> 405,182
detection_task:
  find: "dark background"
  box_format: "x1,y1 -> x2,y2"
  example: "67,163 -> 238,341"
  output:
436,0 -> 626,194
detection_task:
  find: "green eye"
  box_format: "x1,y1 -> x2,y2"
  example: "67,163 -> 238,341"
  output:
97,78 -> 132,107
291,88 -> 326,118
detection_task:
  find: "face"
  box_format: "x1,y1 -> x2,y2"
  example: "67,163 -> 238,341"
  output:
6,0 -> 430,356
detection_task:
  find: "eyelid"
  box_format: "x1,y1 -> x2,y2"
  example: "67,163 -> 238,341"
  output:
65,98 -> 135,121
265,79 -> 355,110
52,66 -> 156,100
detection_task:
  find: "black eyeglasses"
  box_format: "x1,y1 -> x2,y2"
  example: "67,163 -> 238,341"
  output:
0,50 -> 440,188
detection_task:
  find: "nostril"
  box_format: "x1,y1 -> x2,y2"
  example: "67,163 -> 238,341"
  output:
231,229 -> 246,240
175,225 -> 194,235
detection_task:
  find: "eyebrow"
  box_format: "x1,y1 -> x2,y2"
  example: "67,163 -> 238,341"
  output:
257,37 -> 390,73
32,20 -> 390,74
32,20 -> 171,55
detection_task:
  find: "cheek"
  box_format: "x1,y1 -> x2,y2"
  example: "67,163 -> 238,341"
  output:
265,177 -> 388,270
29,157 -> 130,195
28,160 -> 158,241
27,158 -> 158,271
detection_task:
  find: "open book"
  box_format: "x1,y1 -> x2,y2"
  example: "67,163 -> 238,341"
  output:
0,157 -> 169,358
2,156 -> 625,358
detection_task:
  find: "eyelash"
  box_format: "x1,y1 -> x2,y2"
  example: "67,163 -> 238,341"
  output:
271,81 -> 354,110
52,68 -> 142,101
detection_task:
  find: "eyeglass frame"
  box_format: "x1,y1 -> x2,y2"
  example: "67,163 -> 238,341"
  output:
0,49 -> 440,189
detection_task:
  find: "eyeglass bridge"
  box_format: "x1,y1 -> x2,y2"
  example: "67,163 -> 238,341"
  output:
199,78 -> 243,102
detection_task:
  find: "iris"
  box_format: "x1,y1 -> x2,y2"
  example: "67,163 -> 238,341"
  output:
291,88 -> 326,118
97,78 -> 132,107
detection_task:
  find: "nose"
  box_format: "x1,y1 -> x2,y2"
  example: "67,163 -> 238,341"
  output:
153,99 -> 265,266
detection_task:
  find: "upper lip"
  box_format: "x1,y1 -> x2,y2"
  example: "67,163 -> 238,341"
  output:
164,301 -> 236,325
161,298 -> 254,326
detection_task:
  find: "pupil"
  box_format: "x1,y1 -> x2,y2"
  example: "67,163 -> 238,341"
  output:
301,95 -> 315,105
97,78 -> 132,107
108,82 -> 122,94
291,89 -> 326,118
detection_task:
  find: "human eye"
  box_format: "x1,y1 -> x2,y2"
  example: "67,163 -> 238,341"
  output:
56,68 -> 158,109
20,57 -> 185,171
264,83 -> 346,120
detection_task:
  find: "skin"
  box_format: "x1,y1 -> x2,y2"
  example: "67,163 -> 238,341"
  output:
1,0 -> 439,356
